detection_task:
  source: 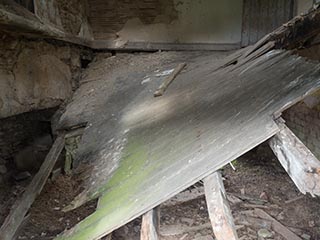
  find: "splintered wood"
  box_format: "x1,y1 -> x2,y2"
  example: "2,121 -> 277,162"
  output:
0,135 -> 65,240
269,120 -> 320,197
141,208 -> 160,240
204,172 -> 238,240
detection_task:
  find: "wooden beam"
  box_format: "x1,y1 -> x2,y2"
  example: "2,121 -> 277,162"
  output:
140,208 -> 160,240
269,120 -> 320,197
0,134 -> 65,240
203,172 -> 239,240
0,4 -> 91,47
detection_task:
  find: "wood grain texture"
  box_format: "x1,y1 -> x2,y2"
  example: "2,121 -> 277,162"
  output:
55,50 -> 320,240
204,172 -> 238,240
269,120 -> 320,197
140,208 -> 159,240
0,135 -> 65,240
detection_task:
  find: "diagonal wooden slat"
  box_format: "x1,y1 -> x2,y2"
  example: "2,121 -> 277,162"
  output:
0,134 -> 65,240
204,172 -> 238,240
140,208 -> 160,240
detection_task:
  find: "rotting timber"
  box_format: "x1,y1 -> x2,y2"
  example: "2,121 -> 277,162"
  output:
54,49 -> 320,240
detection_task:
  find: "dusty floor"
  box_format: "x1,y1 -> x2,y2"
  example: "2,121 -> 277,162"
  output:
1,143 -> 319,240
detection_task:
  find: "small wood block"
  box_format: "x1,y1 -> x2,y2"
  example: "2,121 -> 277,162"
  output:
154,63 -> 186,97
269,121 -> 320,197
203,172 -> 239,240
140,208 -> 160,240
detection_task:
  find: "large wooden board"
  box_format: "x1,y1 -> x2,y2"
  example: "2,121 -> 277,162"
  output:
55,50 -> 320,240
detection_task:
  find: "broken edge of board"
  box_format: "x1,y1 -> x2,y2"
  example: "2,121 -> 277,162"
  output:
269,119 -> 320,197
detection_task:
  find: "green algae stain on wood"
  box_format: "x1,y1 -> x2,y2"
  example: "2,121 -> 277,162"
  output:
56,137 -> 162,240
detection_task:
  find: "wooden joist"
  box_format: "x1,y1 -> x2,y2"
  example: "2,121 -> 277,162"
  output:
140,208 -> 160,240
269,120 -> 320,197
0,134 -> 65,240
203,172 -> 239,240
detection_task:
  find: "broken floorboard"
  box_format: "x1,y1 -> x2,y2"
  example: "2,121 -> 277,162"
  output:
204,172 -> 238,240
269,120 -> 320,197
54,49 -> 320,240
0,134 -> 65,240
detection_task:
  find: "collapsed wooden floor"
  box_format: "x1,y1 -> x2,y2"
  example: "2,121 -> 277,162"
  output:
38,45 -> 320,240
1,48 -> 320,240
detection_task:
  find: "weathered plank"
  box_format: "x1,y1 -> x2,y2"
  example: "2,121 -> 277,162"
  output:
55,50 -> 320,240
0,134 -> 65,240
154,63 -> 186,97
269,120 -> 320,197
140,208 -> 160,240
204,172 -> 238,240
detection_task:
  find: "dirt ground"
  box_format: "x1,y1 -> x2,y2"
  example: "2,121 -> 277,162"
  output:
0,142 -> 318,240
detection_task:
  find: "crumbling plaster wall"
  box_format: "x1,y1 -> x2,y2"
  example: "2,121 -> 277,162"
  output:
296,0 -> 313,14
0,33 -> 84,119
89,0 -> 243,45
34,0 -> 93,39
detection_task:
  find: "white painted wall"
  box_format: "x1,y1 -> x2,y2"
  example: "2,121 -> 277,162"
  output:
296,0 -> 313,14
117,0 -> 243,46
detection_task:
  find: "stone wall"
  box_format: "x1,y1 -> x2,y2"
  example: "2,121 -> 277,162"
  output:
0,33 -> 86,119
0,108 -> 56,161
55,0 -> 92,38
283,100 -> 320,159
34,0 -> 93,39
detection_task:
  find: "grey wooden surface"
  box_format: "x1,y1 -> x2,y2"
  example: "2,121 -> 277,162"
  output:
55,50 -> 320,240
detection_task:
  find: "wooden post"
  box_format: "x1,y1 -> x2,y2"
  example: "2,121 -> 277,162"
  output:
203,172 -> 238,240
269,121 -> 320,197
0,134 -> 65,240
140,208 -> 160,240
